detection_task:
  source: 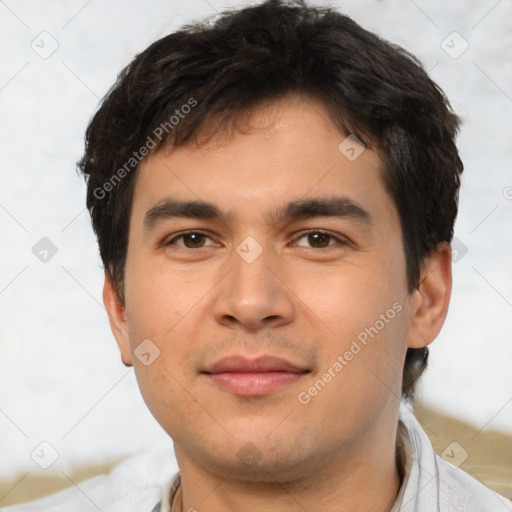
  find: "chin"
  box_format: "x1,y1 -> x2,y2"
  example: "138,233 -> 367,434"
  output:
191,436 -> 325,484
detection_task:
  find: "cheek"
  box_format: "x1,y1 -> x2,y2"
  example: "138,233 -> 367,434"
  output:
123,251 -> 198,340
123,274 -> 205,436
296,296 -> 409,436
295,258 -> 406,338
292,247 -> 410,394
123,253 -> 210,376
133,361 -> 205,442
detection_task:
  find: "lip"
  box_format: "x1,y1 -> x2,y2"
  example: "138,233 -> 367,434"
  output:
202,355 -> 310,396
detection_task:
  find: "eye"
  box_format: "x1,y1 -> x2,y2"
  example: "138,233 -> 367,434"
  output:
166,231 -> 215,249
293,230 -> 345,249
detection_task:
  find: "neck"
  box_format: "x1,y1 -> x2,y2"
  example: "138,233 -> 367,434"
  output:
171,422 -> 404,512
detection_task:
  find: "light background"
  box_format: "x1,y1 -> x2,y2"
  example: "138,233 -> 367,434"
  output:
0,0 -> 511,481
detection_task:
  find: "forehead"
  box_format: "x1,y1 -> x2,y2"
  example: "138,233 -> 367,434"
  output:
131,94 -> 393,227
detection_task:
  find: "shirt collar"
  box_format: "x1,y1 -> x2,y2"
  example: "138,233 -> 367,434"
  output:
152,472 -> 181,512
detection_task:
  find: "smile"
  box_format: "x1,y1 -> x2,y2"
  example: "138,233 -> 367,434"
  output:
202,355 -> 311,396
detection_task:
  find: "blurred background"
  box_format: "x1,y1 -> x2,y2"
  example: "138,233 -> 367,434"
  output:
1,0 -> 511,506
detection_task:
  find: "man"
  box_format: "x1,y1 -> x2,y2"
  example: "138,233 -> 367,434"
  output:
6,0 -> 511,510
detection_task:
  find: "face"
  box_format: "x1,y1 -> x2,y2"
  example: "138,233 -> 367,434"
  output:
106,95 -> 443,482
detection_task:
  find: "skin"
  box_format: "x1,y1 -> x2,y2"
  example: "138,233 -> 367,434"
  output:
104,94 -> 452,512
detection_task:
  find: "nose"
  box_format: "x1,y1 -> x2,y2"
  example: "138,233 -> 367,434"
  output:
212,242 -> 295,331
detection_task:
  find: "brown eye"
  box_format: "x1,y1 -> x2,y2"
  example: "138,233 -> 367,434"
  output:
182,233 -> 206,248
307,232 -> 332,248
294,231 -> 342,249
167,232 -> 213,249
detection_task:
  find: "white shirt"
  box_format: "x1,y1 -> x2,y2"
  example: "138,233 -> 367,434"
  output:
3,404 -> 511,511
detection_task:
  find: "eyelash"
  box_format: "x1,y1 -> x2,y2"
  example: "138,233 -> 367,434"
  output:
165,230 -> 347,249
293,230 -> 347,249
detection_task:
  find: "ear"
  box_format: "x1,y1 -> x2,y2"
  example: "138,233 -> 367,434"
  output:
103,273 -> 133,366
407,242 -> 452,349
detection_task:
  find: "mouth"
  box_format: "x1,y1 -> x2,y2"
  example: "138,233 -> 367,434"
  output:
201,355 -> 311,396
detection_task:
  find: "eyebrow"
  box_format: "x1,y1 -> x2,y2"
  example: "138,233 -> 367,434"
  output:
143,196 -> 372,232
273,197 -> 372,226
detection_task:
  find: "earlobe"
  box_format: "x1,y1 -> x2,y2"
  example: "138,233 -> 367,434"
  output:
103,273 -> 133,366
407,242 -> 452,349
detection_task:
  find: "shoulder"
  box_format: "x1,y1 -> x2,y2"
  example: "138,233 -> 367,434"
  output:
0,448 -> 177,512
398,404 -> 512,512
436,455 -> 512,511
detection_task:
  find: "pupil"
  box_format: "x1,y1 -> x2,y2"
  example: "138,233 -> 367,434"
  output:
185,233 -> 204,248
309,232 -> 329,248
